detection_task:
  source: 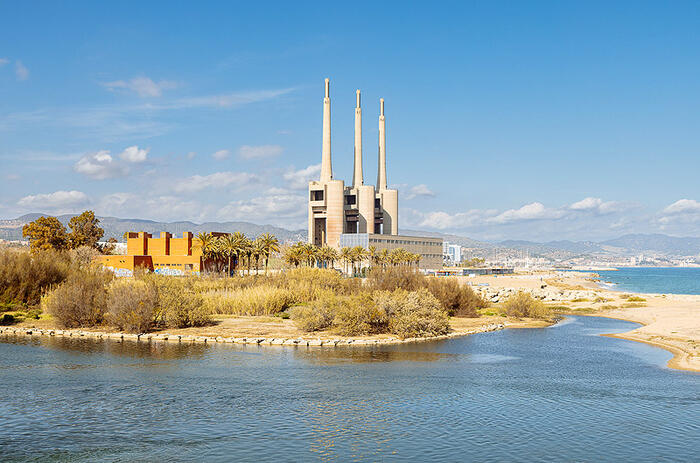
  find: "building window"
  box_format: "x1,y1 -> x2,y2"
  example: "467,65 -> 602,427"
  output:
345,195 -> 356,205
311,190 -> 324,201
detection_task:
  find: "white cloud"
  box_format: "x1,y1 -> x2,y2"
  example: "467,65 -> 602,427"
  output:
186,151 -> 196,160
662,199 -> 700,215
404,184 -> 435,200
165,88 -> 294,109
174,171 -> 259,193
569,197 -> 624,214
119,145 -> 149,163
212,149 -> 230,160
238,144 -> 283,160
283,164 -> 321,189
414,209 -> 496,230
97,193 -> 210,222
218,190 -> 307,222
489,202 -> 563,224
0,58 -> 8,66
74,150 -> 129,179
15,60 -> 29,81
18,190 -> 89,212
103,76 -> 177,98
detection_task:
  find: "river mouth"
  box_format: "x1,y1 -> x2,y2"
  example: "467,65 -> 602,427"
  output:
1,316 -> 698,462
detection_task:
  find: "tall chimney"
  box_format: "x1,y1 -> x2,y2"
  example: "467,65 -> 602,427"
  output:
320,78 -> 332,182
377,98 -> 387,190
352,89 -> 363,187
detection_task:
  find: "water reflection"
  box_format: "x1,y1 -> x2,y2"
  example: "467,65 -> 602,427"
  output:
1,316 -> 698,462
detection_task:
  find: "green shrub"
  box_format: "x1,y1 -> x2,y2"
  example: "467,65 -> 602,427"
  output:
571,298 -> 590,303
25,308 -> 41,319
332,294 -> 387,336
425,277 -> 485,317
290,299 -> 336,332
600,304 -> 617,310
503,292 -> 551,319
626,296 -> 646,302
42,268 -> 112,328
621,302 -> 646,308
106,279 -> 158,333
376,289 -> 450,339
0,313 -> 16,325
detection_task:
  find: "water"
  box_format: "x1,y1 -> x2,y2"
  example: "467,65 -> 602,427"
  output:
595,267 -> 700,295
1,316 -> 698,462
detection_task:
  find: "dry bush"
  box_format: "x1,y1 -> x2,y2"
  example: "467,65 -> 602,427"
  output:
204,285 -> 296,315
332,294 -> 387,336
106,279 -> 158,332
42,268 -> 112,328
425,277 -> 485,317
503,292 -> 551,319
69,246 -> 101,269
290,299 -> 336,332
367,266 -> 425,291
626,296 -> 647,302
375,288 -> 450,339
143,275 -> 210,328
0,248 -> 71,308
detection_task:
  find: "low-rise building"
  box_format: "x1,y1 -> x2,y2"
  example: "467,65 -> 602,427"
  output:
339,233 -> 443,269
97,231 -> 213,276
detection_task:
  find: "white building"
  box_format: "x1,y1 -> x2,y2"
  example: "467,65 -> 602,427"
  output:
443,242 -> 462,265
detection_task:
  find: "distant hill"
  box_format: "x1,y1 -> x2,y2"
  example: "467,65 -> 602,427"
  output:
600,233 -> 700,255
0,214 -> 305,243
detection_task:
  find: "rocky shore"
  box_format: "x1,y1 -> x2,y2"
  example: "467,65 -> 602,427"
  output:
0,322 -> 508,347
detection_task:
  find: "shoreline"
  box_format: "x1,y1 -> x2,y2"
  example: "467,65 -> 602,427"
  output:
0,318 -> 528,347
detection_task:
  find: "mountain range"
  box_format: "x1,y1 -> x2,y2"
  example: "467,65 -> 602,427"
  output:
2,214 -> 700,257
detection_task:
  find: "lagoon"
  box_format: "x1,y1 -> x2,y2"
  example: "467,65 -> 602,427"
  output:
1,316 -> 698,462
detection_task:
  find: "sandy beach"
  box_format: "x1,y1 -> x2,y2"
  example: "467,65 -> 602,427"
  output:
465,271 -> 700,372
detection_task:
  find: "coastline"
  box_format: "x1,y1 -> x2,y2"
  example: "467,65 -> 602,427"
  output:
466,270 -> 700,372
0,316 -> 549,347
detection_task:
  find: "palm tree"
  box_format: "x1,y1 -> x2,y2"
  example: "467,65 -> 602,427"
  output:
352,246 -> 368,275
379,249 -> 390,268
326,246 -> 339,269
239,236 -> 253,275
219,234 -> 239,276
283,244 -> 303,268
258,233 -> 280,275
340,247 -> 353,275
229,231 -> 247,274
194,232 -> 215,272
252,238 -> 265,275
368,245 -> 379,267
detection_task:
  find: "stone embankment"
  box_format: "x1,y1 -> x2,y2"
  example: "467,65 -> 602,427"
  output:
474,286 -> 600,304
0,323 -> 506,347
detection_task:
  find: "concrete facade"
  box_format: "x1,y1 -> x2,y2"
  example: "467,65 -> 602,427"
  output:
308,79 -> 401,247
308,78 -> 442,268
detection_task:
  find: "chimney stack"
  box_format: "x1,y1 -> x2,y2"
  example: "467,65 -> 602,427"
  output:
320,78 -> 333,182
352,89 -> 363,187
377,98 -> 387,190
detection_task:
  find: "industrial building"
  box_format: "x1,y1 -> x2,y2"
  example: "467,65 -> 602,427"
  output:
308,78 -> 442,268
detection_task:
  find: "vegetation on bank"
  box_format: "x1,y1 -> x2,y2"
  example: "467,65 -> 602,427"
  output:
0,242 -> 490,338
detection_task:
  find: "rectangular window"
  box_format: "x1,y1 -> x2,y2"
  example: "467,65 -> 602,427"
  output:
345,195 -> 357,205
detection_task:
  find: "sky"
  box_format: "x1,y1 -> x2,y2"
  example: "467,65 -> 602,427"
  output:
1,1 -> 699,242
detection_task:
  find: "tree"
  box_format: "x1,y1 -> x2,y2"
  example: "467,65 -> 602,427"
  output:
22,216 -> 69,252
340,247 -> 353,275
194,232 -> 215,272
258,233 -> 280,275
219,234 -> 239,276
68,210 -> 104,249
252,238 -> 265,274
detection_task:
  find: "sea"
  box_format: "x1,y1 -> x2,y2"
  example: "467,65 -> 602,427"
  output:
594,267 -> 700,295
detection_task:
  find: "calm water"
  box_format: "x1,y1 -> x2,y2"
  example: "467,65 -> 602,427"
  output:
596,267 -> 700,295
1,316 -> 698,462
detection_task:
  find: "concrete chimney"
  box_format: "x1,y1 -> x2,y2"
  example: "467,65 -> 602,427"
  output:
352,89 -> 363,187
320,78 -> 332,182
377,98 -> 387,190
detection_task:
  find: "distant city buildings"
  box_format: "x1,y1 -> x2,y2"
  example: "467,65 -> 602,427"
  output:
442,242 -> 462,265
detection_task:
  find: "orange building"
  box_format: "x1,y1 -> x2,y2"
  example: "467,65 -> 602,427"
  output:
97,231 -> 213,276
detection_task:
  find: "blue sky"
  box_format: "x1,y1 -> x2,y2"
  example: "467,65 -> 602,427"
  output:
1,1 -> 699,241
